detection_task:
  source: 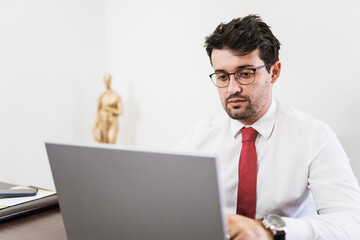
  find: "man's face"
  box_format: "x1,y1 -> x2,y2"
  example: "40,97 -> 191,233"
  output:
211,48 -> 276,125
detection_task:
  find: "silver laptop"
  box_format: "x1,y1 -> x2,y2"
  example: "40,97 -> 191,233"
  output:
45,142 -> 227,240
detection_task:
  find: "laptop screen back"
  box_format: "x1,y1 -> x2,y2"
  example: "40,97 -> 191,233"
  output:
46,142 -> 227,240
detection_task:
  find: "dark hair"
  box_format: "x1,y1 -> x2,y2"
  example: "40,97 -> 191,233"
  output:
205,14 -> 280,72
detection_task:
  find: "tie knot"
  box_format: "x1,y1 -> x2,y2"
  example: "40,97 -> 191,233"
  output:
241,127 -> 258,142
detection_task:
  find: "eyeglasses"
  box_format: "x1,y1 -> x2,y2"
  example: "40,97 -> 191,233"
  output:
209,64 -> 269,88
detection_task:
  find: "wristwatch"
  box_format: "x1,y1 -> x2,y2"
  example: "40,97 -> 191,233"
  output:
262,214 -> 287,240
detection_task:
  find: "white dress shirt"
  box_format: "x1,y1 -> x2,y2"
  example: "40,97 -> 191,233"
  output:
177,99 -> 360,239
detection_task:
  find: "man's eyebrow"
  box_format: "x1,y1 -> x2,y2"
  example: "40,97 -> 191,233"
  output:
236,64 -> 254,69
214,69 -> 226,73
214,65 -> 255,73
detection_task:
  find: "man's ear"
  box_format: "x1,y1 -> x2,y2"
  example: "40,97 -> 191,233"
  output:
270,61 -> 281,84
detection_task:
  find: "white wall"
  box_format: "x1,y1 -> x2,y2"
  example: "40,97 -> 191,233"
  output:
0,0 -> 106,189
1,0 -> 359,189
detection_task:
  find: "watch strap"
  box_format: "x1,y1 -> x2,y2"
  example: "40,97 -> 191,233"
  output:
274,230 -> 286,240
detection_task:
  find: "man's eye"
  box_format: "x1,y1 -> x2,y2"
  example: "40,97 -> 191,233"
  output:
217,74 -> 228,81
237,70 -> 254,78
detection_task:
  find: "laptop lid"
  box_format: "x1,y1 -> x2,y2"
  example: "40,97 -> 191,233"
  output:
45,142 -> 227,240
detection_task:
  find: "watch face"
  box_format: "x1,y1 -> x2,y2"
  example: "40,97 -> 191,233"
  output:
267,214 -> 286,228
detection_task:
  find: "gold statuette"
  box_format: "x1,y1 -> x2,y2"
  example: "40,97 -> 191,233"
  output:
93,74 -> 123,144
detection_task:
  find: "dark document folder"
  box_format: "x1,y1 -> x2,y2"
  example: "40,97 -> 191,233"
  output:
0,182 -> 58,223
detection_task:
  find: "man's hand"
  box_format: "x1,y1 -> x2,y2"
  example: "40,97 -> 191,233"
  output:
227,214 -> 273,240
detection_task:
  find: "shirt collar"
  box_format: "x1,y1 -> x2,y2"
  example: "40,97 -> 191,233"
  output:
230,99 -> 278,140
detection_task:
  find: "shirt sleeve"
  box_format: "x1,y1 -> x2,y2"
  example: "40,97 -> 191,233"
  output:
175,126 -> 196,151
287,135 -> 360,239
175,119 -> 211,151
282,217 -> 314,240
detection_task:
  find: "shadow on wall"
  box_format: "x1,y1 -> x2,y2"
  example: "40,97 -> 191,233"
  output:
117,83 -> 139,146
337,134 -> 360,183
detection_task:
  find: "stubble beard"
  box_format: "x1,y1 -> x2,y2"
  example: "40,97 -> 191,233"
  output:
224,95 -> 259,120
223,82 -> 271,121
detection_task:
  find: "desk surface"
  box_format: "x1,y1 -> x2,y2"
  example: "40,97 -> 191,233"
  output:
0,182 -> 67,240
0,208 -> 67,240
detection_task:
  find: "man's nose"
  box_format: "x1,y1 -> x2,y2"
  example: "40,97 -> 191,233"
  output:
227,75 -> 242,94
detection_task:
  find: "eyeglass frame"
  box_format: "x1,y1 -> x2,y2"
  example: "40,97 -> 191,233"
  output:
209,63 -> 270,88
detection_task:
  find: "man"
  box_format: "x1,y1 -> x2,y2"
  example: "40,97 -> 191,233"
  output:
178,15 -> 360,239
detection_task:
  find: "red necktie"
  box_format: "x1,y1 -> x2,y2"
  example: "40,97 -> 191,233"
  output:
236,127 -> 258,218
